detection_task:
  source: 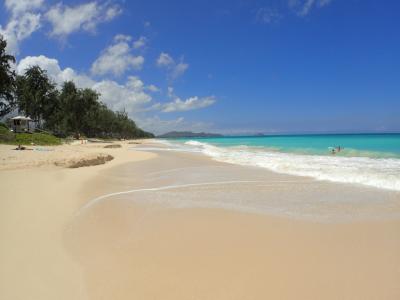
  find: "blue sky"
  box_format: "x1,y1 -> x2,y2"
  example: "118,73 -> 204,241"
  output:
1,0 -> 399,134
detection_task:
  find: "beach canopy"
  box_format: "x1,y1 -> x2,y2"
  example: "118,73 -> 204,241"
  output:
11,116 -> 33,121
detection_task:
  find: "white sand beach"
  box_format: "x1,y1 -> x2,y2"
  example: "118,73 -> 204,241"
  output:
1,140 -> 400,299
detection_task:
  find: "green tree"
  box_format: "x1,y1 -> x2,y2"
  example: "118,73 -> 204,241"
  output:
16,66 -> 58,126
59,81 -> 80,136
9,59 -> 154,139
60,81 -> 101,137
79,88 -> 101,136
0,36 -> 16,117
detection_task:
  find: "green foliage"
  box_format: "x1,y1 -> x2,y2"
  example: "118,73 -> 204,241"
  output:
58,82 -> 100,136
0,122 -> 8,129
0,126 -> 8,133
15,133 -> 61,145
16,66 -> 59,125
0,126 -> 61,145
49,81 -> 154,139
15,70 -> 154,139
0,36 -> 17,117
0,126 -> 14,143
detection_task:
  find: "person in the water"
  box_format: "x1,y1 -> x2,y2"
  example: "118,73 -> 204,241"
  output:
330,146 -> 342,154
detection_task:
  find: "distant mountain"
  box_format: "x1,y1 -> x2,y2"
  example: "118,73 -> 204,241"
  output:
157,131 -> 223,138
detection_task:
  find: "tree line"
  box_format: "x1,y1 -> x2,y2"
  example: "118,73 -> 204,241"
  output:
0,36 -> 154,139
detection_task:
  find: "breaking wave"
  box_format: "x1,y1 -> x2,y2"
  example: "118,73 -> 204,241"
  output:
181,140 -> 400,191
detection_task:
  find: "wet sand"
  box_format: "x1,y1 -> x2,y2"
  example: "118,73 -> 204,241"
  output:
2,141 -> 400,299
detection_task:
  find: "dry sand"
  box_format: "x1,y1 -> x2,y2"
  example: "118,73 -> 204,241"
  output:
1,141 -> 400,299
0,141 -> 157,299
0,142 -> 127,170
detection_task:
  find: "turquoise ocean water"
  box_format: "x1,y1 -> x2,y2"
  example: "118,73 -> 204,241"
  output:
178,134 -> 400,158
159,134 -> 400,191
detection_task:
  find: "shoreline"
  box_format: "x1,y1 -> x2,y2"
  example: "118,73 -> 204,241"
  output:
1,140 -> 400,299
159,138 -> 400,192
80,143 -> 400,222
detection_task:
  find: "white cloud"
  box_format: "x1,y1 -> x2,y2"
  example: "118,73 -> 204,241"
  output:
0,13 -> 41,54
318,0 -> 332,7
93,77 -> 152,113
158,96 -> 216,113
170,62 -> 189,80
256,7 -> 282,24
46,1 -> 122,38
157,52 -> 189,80
126,76 -> 145,91
104,5 -> 122,21
0,0 -> 42,54
167,86 -> 174,98
288,0 -> 333,16
299,0 -> 315,16
133,36 -> 147,49
156,84 -> 216,112
138,116 -> 213,135
157,52 -> 174,67
5,0 -> 44,16
160,86 -> 216,112
17,55 -> 65,81
91,35 -> 144,76
139,83 -> 216,114
138,116 -> 185,135
150,86 -> 215,113
16,55 -> 152,115
256,8 -> 282,24
146,84 -> 160,93
1,0 -> 122,54
17,55 -> 95,88
114,34 -> 131,42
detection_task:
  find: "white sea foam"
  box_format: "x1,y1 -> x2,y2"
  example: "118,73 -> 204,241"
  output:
182,140 -> 400,191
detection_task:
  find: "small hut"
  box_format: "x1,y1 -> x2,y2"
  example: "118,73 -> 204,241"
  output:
11,116 -> 34,133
